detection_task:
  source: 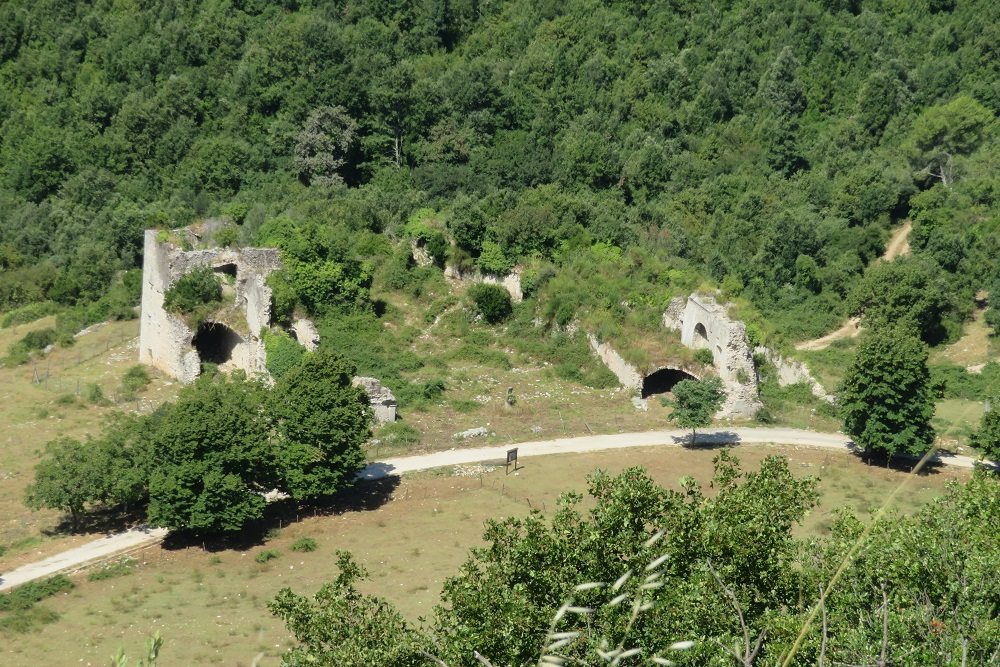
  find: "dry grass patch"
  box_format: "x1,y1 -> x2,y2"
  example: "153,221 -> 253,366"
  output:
0,443 -> 966,666
0,319 -> 178,568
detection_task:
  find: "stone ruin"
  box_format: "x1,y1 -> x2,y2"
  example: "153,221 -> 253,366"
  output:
138,228 -> 397,423
662,294 -> 763,419
139,229 -> 282,384
352,377 -> 397,424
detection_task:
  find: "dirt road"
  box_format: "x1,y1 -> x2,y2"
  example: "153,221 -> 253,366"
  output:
1,426 -> 987,592
794,221 -> 912,352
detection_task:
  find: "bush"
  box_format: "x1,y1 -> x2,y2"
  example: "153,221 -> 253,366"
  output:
163,268 -> 222,314
255,549 -> 280,564
121,365 -> 151,393
291,537 -> 318,553
421,378 -> 446,399
469,283 -> 512,324
694,348 -> 714,365
20,328 -> 56,351
85,383 -> 109,406
1,301 -> 59,328
263,329 -> 307,379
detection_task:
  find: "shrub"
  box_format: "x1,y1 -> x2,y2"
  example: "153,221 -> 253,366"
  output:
469,283 -> 512,324
421,378 -> 446,399
694,348 -> 714,365
477,240 -> 513,275
85,383 -> 109,406
163,268 -> 222,314
255,549 -> 280,564
1,301 -> 59,328
291,537 -> 318,553
263,329 -> 307,379
20,328 -> 56,351
121,365 -> 151,393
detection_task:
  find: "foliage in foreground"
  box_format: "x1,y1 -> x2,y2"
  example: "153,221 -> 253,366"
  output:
271,457 -> 1000,666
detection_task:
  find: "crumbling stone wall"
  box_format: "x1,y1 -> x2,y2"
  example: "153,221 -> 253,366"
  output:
443,265 -> 523,303
663,294 -> 763,419
139,229 -> 282,383
352,376 -> 397,424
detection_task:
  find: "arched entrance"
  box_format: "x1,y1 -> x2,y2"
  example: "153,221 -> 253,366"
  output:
693,322 -> 709,349
192,321 -> 243,369
641,368 -> 699,398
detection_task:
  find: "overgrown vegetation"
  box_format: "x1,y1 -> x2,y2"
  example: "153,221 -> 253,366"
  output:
270,457 -> 1000,666
1,0 -> 998,355
162,268 -> 222,316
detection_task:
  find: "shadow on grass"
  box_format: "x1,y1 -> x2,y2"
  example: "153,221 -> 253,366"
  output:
162,475 -> 402,552
669,431 -> 740,448
848,447 -> 947,476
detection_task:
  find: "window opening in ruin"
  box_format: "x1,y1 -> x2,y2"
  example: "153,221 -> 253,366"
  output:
693,322 -> 709,348
192,321 -> 242,369
641,368 -> 699,399
213,263 -> 237,278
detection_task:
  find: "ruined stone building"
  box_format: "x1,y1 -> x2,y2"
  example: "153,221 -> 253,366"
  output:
662,294 -> 763,419
139,229 -> 282,384
138,227 -> 397,422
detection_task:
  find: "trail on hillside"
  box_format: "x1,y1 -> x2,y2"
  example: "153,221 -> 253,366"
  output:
1,425 -> 987,592
794,221 -> 912,352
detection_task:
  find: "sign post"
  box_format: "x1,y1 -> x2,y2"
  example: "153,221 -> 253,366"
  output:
506,447 -> 518,475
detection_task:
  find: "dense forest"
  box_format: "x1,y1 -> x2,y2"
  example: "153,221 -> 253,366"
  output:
1,0 -> 999,347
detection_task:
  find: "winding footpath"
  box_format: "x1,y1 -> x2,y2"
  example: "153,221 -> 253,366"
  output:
0,426 -> 990,592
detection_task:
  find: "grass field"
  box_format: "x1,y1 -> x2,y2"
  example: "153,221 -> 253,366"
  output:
930,307 -> 999,368
0,444 -> 968,667
0,318 -> 180,568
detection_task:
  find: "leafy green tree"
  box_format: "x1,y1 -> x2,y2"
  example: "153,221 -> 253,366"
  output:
269,552 -> 425,667
759,46 -> 806,118
147,374 -> 276,534
25,437 -> 108,531
667,376 -> 726,443
969,403 -> 1000,461
263,329 -> 308,380
269,351 -> 370,501
294,106 -> 358,186
848,257 -> 949,342
905,95 -> 993,187
839,327 -> 936,462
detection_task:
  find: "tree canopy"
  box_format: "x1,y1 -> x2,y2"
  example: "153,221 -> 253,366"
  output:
838,327 -> 936,461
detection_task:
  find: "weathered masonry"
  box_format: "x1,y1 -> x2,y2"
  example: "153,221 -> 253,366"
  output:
139,228 -> 399,423
663,294 -> 763,418
139,229 -> 282,384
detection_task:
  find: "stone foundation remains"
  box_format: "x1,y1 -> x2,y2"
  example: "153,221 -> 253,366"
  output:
662,294 -> 763,419
352,377 -> 397,424
443,265 -> 523,303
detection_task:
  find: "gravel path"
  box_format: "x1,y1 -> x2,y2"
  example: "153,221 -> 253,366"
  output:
1,426 -> 988,592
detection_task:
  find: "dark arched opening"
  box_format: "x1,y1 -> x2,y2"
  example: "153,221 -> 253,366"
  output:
192,322 -> 242,368
641,368 -> 699,398
213,263 -> 237,278
693,322 -> 709,348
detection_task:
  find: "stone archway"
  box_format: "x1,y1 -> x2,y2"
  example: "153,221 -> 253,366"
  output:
693,322 -> 710,349
641,367 -> 700,398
